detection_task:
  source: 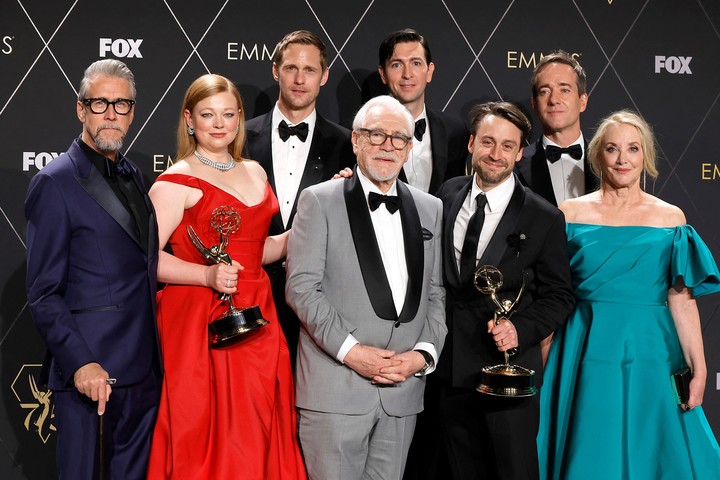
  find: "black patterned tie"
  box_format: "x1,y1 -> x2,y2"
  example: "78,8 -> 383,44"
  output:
105,157 -> 133,180
546,144 -> 582,163
278,120 -> 309,142
459,193 -> 487,283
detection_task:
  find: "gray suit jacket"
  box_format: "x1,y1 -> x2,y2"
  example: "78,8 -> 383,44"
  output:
286,173 -> 447,417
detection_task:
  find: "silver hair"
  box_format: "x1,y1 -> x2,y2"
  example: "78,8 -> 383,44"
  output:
78,59 -> 136,100
352,95 -> 414,136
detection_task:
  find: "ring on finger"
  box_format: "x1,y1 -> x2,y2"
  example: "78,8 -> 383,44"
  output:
226,279 -> 232,288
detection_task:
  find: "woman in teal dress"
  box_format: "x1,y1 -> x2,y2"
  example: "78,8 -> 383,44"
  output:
538,110 -> 720,479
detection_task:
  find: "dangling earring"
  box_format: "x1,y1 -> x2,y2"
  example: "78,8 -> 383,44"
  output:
187,126 -> 195,136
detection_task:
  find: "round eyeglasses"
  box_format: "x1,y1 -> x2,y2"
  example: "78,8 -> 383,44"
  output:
356,128 -> 412,150
81,97 -> 135,115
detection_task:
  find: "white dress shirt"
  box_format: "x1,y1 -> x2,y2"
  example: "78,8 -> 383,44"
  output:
453,173 -> 515,271
404,106 -> 432,193
271,103 -> 317,227
336,169 -> 438,374
544,134 -> 585,204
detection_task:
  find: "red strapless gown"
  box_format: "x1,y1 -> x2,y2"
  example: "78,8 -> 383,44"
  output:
147,174 -> 306,479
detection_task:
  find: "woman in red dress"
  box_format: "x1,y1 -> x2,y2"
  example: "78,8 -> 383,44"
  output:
147,74 -> 306,479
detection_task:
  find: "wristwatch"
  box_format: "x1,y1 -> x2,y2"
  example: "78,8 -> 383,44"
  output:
415,349 -> 434,374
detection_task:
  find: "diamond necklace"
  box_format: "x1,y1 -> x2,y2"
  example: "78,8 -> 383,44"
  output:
194,150 -> 236,171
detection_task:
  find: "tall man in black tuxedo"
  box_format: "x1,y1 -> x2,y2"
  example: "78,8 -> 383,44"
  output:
245,30 -> 353,365
25,59 -> 161,479
378,28 -> 469,194
516,50 -> 599,205
435,102 -> 575,479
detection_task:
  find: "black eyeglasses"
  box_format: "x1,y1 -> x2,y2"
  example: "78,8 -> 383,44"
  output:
81,97 -> 135,115
356,128 -> 412,150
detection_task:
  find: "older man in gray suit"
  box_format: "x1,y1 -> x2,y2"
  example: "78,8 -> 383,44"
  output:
286,95 -> 447,479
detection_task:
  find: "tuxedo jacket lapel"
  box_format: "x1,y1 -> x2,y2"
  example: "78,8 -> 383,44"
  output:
530,138 -> 598,205
478,177 -> 525,267
250,113 -> 283,234
137,175 -> 158,256
397,168 -> 409,184
427,109 -> 449,193
530,140 -> 557,206
70,145 -> 144,249
396,181 -> 423,323
288,115 -> 331,229
343,174 -> 397,321
582,140 -> 599,193
443,177 -> 473,291
249,113 -> 275,183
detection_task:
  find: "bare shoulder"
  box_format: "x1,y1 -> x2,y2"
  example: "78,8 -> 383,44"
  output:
150,159 -> 201,204
558,192 -> 600,222
646,194 -> 686,226
149,174 -> 188,200
240,158 -> 268,182
163,158 -> 193,175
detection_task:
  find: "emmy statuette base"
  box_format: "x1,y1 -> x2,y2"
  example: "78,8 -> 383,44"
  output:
208,305 -> 268,348
476,364 -> 537,397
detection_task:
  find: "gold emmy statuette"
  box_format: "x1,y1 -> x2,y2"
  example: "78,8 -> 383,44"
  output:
474,265 -> 536,397
187,206 -> 268,348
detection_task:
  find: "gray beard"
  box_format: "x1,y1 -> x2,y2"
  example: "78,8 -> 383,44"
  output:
92,126 -> 125,153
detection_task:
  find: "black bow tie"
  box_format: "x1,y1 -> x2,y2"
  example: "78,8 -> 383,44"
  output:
546,144 -> 583,163
105,157 -> 133,181
414,118 -> 427,141
368,192 -> 402,214
278,120 -> 309,142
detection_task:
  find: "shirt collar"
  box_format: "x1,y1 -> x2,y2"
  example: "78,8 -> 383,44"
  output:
77,138 -> 116,176
272,102 -> 317,131
415,105 -> 427,122
470,172 -> 515,212
357,167 -> 398,199
542,133 -> 585,154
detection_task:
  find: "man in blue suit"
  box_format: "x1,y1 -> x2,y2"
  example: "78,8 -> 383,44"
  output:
25,59 -> 161,480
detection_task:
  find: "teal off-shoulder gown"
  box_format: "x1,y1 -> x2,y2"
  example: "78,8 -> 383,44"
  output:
538,224 -> 720,479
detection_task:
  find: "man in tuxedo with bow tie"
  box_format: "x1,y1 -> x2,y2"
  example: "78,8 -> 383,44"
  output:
516,50 -> 599,205
378,28 -> 469,194
286,95 -> 447,479
25,59 -> 161,479
435,101 -> 574,479
244,30 -> 354,367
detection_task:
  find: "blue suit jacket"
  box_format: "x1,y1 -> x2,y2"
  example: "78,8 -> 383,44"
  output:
25,140 -> 160,390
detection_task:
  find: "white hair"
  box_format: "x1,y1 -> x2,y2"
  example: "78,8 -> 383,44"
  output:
352,95 -> 414,135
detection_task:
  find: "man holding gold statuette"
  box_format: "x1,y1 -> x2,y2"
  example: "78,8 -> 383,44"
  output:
433,101 -> 575,480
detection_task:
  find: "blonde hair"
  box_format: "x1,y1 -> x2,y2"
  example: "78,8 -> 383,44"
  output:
587,109 -> 659,181
176,74 -> 245,161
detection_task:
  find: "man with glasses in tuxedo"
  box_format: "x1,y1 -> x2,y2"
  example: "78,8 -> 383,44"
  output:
25,59 -> 161,479
286,95 -> 446,479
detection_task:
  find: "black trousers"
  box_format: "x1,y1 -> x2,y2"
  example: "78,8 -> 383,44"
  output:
438,381 -> 540,480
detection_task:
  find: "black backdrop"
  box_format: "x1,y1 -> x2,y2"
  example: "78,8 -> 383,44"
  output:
2,1 -> 720,477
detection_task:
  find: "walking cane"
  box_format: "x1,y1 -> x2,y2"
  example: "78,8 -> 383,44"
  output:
99,412 -> 105,480
99,378 -> 116,480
